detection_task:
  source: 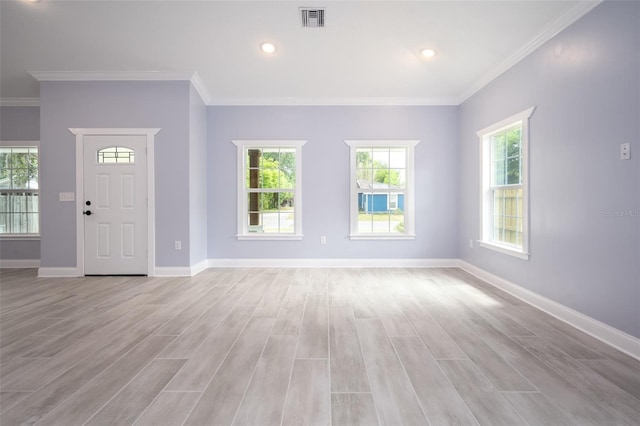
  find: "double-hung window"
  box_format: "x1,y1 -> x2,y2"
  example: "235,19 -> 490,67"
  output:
478,107 -> 535,259
233,140 -> 306,240
0,145 -> 39,236
345,140 -> 419,239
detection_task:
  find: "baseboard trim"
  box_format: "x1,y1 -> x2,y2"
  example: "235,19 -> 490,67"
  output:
207,258 -> 460,268
190,260 -> 209,276
153,266 -> 192,277
0,259 -> 40,268
37,267 -> 79,277
459,260 -> 640,361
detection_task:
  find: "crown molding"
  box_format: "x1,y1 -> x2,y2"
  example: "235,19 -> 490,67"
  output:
189,72 -> 212,105
0,98 -> 40,107
28,70 -> 197,82
207,96 -> 459,106
456,0 -> 603,104
27,70 -> 213,105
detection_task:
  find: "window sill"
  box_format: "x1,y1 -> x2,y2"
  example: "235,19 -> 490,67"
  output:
349,233 -> 416,241
237,234 -> 303,241
479,241 -> 529,260
0,235 -> 40,241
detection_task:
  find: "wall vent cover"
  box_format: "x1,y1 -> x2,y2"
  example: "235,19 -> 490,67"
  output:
300,8 -> 325,27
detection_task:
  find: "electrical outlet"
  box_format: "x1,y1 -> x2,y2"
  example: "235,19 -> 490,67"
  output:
620,143 -> 630,160
174,240 -> 182,250
320,236 -> 327,244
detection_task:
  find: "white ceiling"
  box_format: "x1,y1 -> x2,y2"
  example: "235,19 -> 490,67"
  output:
0,0 -> 601,105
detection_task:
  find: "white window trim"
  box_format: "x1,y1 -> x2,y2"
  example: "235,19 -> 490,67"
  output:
0,140 -> 40,239
232,140 -> 306,240
477,107 -> 535,260
345,139 -> 419,240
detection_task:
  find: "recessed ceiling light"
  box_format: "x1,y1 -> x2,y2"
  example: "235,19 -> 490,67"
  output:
260,43 -> 277,54
421,48 -> 437,58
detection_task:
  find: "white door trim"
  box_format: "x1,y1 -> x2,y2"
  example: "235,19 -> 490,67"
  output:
71,128 -> 159,277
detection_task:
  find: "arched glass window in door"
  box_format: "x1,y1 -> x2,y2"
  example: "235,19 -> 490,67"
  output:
97,146 -> 135,164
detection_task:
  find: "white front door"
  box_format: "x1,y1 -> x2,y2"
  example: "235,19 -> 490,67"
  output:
83,135 -> 147,275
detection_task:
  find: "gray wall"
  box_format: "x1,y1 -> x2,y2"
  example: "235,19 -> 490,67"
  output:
208,106 -> 459,260
458,1 -> 640,338
0,106 -> 41,260
1,106 -> 40,140
189,85 -> 208,266
39,81 -> 192,268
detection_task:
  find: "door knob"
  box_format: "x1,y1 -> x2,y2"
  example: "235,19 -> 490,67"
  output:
83,210 -> 92,216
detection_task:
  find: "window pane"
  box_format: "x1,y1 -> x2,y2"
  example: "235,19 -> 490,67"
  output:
372,148 -> 389,169
356,149 -> 372,188
389,148 -> 406,168
0,148 -> 39,234
389,169 -> 405,188
507,128 -> 521,157
246,148 -> 295,190
356,148 -> 373,169
507,157 -> 520,185
354,144 -> 409,235
97,146 -> 134,163
493,188 -> 522,246
492,125 -> 522,187
356,168 -> 373,185
247,192 -> 295,233
357,192 -> 405,233
279,149 -> 296,187
372,215 -> 391,233
493,133 -> 506,160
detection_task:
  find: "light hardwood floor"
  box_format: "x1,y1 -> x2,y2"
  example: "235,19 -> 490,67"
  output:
0,267 -> 638,425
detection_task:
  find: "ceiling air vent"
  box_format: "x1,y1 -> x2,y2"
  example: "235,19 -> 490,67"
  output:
300,8 -> 325,28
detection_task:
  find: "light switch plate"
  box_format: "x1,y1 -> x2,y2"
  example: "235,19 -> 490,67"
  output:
59,192 -> 75,202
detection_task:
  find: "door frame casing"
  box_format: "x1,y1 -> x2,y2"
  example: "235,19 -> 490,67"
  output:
71,128 -> 159,277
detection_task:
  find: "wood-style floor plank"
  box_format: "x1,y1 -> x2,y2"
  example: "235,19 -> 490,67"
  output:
252,271 -> 292,318
84,358 -> 185,425
296,294 -> 329,358
232,335 -> 297,425
34,336 -> 174,426
514,336 -> 640,425
463,316 -> 623,426
132,391 -> 200,426
0,391 -> 31,414
281,359 -> 331,426
331,393 -> 379,426
0,267 -> 636,426
399,298 -> 467,359
579,358 -> 640,400
431,308 -> 537,391
438,359 -> 527,425
1,304 -> 162,392
501,391 -> 577,426
183,318 -> 274,426
271,286 -> 307,336
392,336 -> 479,425
152,285 -> 227,336
355,319 -> 427,425
165,304 -> 255,391
329,306 -> 370,393
157,293 -> 240,359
